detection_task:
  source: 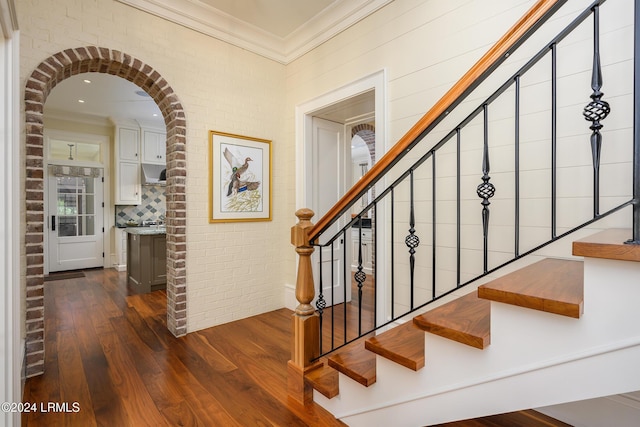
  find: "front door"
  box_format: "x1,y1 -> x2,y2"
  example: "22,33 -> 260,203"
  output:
47,172 -> 104,272
312,117 -> 351,306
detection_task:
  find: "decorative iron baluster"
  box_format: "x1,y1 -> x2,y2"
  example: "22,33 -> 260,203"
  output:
316,246 -> 325,352
631,0 -> 640,245
583,4 -> 610,217
405,169 -> 420,310
477,104 -> 496,273
355,217 -> 367,335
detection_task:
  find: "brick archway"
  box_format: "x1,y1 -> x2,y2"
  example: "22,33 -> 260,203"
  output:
24,47 -> 187,377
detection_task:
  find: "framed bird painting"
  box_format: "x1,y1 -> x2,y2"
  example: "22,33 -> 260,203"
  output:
209,131 -> 272,222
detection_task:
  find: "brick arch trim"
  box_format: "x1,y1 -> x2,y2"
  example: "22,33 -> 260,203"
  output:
351,123 -> 376,164
24,46 -> 187,377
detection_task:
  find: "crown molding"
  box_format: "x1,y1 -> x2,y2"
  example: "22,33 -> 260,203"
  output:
0,0 -> 19,38
116,0 -> 392,64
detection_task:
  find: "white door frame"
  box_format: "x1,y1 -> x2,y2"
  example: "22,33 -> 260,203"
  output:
43,129 -> 111,275
1,2 -> 21,425
294,69 -> 389,325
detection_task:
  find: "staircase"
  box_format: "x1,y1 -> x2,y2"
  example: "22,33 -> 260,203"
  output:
304,229 -> 640,425
287,0 -> 640,424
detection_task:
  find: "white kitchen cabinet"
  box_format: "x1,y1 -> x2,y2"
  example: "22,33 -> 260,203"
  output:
142,129 -> 166,165
116,161 -> 141,204
114,123 -> 142,205
114,227 -> 127,271
118,126 -> 140,161
351,227 -> 373,274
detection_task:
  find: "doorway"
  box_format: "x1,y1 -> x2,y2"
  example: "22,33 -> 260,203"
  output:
47,173 -> 104,272
23,46 -> 188,378
294,70 -> 387,321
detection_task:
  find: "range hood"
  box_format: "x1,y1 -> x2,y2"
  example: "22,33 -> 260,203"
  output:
141,163 -> 166,185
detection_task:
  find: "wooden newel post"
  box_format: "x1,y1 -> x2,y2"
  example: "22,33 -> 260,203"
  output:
288,208 -> 321,405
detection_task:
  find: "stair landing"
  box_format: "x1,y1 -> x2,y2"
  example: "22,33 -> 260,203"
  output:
478,258 -> 583,318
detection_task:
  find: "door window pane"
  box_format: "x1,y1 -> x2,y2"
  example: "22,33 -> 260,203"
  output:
54,176 -> 97,237
58,216 -> 77,237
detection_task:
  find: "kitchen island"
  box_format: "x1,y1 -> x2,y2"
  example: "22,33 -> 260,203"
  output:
125,227 -> 166,293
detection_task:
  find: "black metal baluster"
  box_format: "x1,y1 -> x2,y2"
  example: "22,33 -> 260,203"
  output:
391,187 -> 395,319
432,153 -> 437,298
477,104 -> 496,273
551,42 -> 558,238
456,128 -> 461,287
583,4 -> 610,217
373,201 -> 378,328
631,0 -> 640,245
406,169 -> 420,310
342,229 -> 347,344
331,242 -> 335,350
515,76 -> 521,257
355,216 -> 367,335
317,247 -> 325,352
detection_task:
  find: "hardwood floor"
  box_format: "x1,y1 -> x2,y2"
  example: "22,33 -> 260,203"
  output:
23,268 -> 570,426
22,268 -> 344,426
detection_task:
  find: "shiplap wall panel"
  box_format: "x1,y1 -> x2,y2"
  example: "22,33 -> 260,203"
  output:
288,0 -> 635,317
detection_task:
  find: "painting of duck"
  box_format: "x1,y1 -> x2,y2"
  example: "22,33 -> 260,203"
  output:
221,145 -> 262,211
209,130 -> 271,222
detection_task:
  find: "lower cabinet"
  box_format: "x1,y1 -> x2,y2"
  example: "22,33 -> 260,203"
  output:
127,232 -> 167,293
114,228 -> 128,271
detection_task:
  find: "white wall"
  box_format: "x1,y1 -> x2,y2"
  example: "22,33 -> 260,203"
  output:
17,0 -> 288,331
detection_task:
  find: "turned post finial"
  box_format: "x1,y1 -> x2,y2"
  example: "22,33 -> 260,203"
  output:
291,208 -> 316,316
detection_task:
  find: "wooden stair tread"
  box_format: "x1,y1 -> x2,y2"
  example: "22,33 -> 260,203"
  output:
573,228 -> 640,262
365,322 -> 425,371
328,344 -> 376,387
478,258 -> 583,318
413,292 -> 491,349
304,364 -> 339,399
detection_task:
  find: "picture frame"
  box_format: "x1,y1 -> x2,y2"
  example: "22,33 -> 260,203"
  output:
209,130 -> 272,223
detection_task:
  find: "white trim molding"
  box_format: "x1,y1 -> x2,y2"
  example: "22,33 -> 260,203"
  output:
1,1 -> 21,425
116,0 -> 392,64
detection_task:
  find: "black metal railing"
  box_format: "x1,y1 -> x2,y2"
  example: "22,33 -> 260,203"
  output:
311,0 -> 639,358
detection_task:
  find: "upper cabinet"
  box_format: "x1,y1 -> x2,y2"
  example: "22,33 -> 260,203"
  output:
114,124 -> 142,205
142,129 -> 166,165
118,127 -> 140,161
113,121 -> 166,205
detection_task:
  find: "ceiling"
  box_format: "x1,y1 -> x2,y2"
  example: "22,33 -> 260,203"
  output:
45,72 -> 165,127
117,0 -> 392,64
46,0 -> 389,126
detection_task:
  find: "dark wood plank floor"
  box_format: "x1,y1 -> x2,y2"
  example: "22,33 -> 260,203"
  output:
23,268 -> 571,426
23,268 -> 344,427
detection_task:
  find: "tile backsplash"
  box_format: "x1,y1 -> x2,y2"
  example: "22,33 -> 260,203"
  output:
115,185 -> 166,226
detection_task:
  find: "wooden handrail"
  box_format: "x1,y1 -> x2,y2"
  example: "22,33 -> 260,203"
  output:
309,0 -> 564,241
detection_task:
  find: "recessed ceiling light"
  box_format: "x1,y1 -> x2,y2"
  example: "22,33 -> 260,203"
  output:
135,90 -> 150,98
152,113 -> 159,117
83,79 -> 91,84
78,99 -> 85,103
